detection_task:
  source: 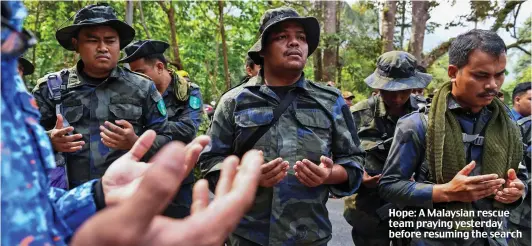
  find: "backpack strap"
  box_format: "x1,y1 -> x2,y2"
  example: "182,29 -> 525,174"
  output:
46,70 -> 70,127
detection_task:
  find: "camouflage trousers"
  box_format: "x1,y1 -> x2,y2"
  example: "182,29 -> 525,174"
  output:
344,188 -> 392,246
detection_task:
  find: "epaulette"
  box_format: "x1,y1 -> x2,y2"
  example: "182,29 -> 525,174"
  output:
307,80 -> 341,97
351,99 -> 371,112
123,66 -> 152,81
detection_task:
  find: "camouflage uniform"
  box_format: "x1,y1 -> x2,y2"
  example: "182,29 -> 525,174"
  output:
33,62 -> 171,188
378,96 -> 529,246
2,2 -> 98,244
120,39 -> 204,218
199,73 -> 364,245
343,51 -> 432,246
508,116 -> 531,246
160,71 -> 203,218
200,8 -> 364,245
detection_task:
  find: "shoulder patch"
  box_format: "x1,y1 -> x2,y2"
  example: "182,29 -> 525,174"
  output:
189,95 -> 202,109
157,100 -> 167,116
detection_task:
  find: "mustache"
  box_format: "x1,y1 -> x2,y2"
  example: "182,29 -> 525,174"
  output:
284,49 -> 302,56
477,90 -> 498,97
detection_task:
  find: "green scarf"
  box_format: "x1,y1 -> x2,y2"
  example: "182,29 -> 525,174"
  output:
170,70 -> 190,101
426,81 -> 523,230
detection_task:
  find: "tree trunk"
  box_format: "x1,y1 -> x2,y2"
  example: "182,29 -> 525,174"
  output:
381,1 -> 398,52
399,0 -> 406,50
31,1 -> 41,81
218,0 -> 230,91
312,1 -> 323,81
322,1 -> 337,83
125,1 -> 134,25
409,0 -> 430,61
158,1 -> 183,70
138,1 -> 151,39
336,1 -> 342,88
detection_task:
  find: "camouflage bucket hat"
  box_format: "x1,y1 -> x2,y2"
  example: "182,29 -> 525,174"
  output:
120,40 -> 169,63
247,7 -> 320,65
365,51 -> 432,91
56,3 -> 135,51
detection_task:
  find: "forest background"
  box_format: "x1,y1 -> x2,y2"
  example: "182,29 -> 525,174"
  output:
22,0 -> 531,107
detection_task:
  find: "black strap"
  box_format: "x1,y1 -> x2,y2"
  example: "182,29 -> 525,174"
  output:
237,88 -> 299,157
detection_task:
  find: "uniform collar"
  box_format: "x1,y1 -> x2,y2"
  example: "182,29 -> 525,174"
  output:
70,60 -> 122,87
243,72 -> 310,92
511,108 -> 523,121
162,71 -> 177,97
447,95 -> 491,117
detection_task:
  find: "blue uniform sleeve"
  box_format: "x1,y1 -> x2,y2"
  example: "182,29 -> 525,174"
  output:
328,96 -> 364,197
168,86 -> 203,143
143,83 -> 172,160
378,113 -> 434,209
48,179 -> 98,241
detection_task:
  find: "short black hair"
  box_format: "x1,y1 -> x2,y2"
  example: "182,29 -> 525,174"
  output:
449,29 -> 506,69
416,65 -> 427,73
512,82 -> 531,102
144,53 -> 167,69
245,56 -> 257,69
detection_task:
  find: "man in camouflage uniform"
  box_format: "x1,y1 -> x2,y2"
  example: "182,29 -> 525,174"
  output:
344,51 -> 432,246
33,4 -> 171,189
241,56 -> 261,84
507,82 -> 531,246
378,30 -> 528,246
342,91 -> 355,107
199,7 -> 364,246
120,39 -> 204,219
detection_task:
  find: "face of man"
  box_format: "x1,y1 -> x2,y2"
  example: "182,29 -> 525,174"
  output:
73,26 -> 121,77
17,64 -> 24,77
246,64 -> 261,77
449,49 -> 506,112
514,89 -> 532,117
412,88 -> 424,96
261,21 -> 308,73
380,89 -> 412,109
129,58 -> 164,90
344,97 -> 354,107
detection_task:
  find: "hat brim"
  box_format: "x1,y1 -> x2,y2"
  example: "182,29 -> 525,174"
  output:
18,57 -> 35,75
56,19 -> 135,51
119,40 -> 170,63
364,71 -> 433,91
248,16 -> 320,65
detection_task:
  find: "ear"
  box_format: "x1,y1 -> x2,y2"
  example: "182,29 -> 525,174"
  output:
448,65 -> 458,83
156,61 -> 165,72
72,38 -> 79,53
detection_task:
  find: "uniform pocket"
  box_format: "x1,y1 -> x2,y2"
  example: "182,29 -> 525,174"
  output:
294,109 -> 331,162
63,105 -> 84,124
109,104 -> 142,121
234,107 -> 273,148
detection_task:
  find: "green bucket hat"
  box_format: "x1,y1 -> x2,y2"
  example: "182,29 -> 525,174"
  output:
365,51 -> 432,91
247,7 -> 320,65
119,40 -> 169,63
56,3 -> 135,51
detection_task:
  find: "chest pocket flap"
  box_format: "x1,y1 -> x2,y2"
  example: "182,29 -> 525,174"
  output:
109,104 -> 142,120
295,109 -> 331,129
235,107 -> 273,128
